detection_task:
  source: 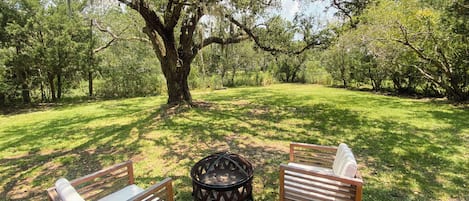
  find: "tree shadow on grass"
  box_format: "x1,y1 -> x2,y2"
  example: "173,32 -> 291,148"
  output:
155,87 -> 469,200
0,99 -> 168,200
131,100 -> 364,200
1,86 -> 468,200
148,131 -> 289,201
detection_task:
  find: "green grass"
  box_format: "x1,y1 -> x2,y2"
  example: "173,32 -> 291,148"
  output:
1,84 -> 468,200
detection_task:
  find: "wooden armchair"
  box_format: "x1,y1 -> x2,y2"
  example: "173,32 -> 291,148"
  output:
46,160 -> 174,201
279,142 -> 363,201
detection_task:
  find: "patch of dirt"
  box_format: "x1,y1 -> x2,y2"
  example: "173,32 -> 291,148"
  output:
248,107 -> 270,116
231,100 -> 251,106
192,101 -> 215,109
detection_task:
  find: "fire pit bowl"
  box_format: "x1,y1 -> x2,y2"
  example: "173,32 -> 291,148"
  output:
191,152 -> 253,201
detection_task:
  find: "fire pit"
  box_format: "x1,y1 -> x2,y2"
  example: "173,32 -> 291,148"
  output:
191,152 -> 253,201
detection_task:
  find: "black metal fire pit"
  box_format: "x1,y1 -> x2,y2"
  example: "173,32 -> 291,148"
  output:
191,152 -> 253,201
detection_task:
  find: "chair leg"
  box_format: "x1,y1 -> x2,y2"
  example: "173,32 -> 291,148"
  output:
279,167 -> 285,201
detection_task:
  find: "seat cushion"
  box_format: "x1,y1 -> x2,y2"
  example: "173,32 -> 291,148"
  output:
55,178 -> 85,201
97,184 -> 144,201
332,143 -> 357,178
287,162 -> 334,174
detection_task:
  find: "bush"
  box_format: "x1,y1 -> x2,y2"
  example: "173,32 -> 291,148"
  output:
302,62 -> 333,85
96,68 -> 163,98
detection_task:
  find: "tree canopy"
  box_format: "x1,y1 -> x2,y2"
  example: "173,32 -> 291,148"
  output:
0,0 -> 468,107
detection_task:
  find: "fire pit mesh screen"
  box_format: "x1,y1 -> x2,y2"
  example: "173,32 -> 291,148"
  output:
191,152 -> 253,201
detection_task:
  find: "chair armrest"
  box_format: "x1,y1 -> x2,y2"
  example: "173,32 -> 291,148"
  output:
289,142 -> 337,168
127,178 -> 174,201
280,164 -> 363,201
46,160 -> 135,200
70,160 -> 134,187
46,187 -> 61,201
290,142 -> 338,152
71,160 -> 135,199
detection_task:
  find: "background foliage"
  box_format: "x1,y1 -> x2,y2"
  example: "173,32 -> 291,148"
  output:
1,0 -> 467,105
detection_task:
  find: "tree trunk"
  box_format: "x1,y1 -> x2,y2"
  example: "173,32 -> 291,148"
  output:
230,66 -> 236,86
39,70 -> 46,102
40,80 -> 46,102
342,71 -> 348,87
88,71 -> 93,97
447,75 -> 469,101
57,71 -> 62,99
291,70 -> 298,83
48,72 -> 56,101
20,70 -> 31,104
221,66 -> 226,87
0,93 -> 4,107
162,57 -> 192,105
89,19 -> 94,98
21,82 -> 30,104
340,65 -> 348,88
445,81 -> 468,101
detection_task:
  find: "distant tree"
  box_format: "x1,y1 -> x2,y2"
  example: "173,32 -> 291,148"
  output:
387,0 -> 469,100
323,0 -> 468,100
1,0 -> 90,103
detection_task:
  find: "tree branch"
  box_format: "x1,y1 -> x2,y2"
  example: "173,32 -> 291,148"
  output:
393,23 -> 458,90
394,23 -> 451,74
226,15 -> 279,52
332,0 -> 354,23
395,24 -> 435,64
118,0 -> 166,38
198,34 -> 250,49
294,40 -> 322,54
93,39 -> 116,53
92,20 -> 149,53
164,0 -> 184,28
227,15 -> 322,55
411,64 -> 442,86
180,6 -> 203,59
143,25 -> 165,61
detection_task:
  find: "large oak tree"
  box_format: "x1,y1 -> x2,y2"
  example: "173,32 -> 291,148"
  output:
116,0 -> 325,105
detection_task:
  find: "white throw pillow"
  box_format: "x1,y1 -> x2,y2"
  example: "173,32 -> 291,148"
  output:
55,178 -> 85,201
332,143 -> 357,178
332,143 -> 349,172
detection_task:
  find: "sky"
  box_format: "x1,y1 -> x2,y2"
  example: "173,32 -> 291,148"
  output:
281,0 -> 301,20
278,0 -> 337,22
276,0 -> 338,39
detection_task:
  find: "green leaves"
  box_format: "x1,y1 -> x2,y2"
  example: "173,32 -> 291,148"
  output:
319,0 -> 469,100
0,0 -> 93,103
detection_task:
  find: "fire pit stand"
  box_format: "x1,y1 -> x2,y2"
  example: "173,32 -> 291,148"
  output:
191,152 -> 253,201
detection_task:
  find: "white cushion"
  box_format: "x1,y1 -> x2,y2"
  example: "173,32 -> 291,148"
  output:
332,144 -> 344,175
97,184 -> 144,201
55,178 -> 85,201
332,143 -> 357,178
287,162 -> 334,175
332,143 -> 348,172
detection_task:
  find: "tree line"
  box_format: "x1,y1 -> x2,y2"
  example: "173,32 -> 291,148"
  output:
0,0 -> 163,106
1,0 -> 468,107
321,0 -> 469,101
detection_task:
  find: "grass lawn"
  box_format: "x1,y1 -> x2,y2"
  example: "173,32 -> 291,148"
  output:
1,84 -> 468,200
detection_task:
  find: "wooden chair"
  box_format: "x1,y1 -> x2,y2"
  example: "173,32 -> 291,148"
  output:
279,142 -> 363,201
46,160 -> 174,201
